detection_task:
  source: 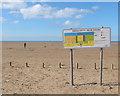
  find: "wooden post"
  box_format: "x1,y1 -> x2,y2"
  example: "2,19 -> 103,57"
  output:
43,63 -> 45,68
111,64 -> 114,70
26,62 -> 29,67
70,49 -> 74,86
10,62 -> 12,66
9,62 -> 14,67
100,48 -> 103,85
76,63 -> 79,69
59,62 -> 61,68
94,63 -> 97,69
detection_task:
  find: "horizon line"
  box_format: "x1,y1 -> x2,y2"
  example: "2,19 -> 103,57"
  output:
0,40 -> 120,42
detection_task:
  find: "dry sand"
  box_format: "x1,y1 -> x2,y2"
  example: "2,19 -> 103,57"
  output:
2,42 -> 119,94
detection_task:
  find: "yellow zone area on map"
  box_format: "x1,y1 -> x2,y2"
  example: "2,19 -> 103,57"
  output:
64,43 -> 80,47
82,41 -> 94,46
77,35 -> 83,42
64,36 -> 76,43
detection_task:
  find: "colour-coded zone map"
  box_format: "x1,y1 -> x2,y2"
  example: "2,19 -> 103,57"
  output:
64,32 -> 94,47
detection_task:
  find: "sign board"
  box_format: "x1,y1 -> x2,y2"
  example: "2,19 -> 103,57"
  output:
63,27 -> 111,49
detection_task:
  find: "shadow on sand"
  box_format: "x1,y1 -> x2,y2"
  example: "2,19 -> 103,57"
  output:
75,82 -> 120,86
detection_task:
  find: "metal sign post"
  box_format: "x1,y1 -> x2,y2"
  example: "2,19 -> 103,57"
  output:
100,48 -> 103,85
70,49 -> 74,86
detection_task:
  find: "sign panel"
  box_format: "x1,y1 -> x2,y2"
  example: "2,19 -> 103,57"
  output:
63,27 -> 111,48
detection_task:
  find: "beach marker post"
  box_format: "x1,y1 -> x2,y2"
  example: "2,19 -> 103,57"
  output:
111,64 -> 114,70
9,62 -> 14,67
94,63 -> 97,69
26,62 -> 29,67
70,49 -> 74,86
100,48 -> 103,85
76,63 -> 79,69
59,62 -> 61,68
43,63 -> 45,68
9,62 -> 12,66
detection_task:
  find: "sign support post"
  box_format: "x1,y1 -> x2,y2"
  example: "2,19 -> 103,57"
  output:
100,48 -> 103,85
70,49 -> 74,86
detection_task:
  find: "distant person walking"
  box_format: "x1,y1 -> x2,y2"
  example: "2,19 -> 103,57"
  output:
24,42 -> 27,48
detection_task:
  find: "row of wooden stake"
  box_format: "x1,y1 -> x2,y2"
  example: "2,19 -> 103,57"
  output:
9,62 -> 29,67
94,63 -> 114,70
9,62 -> 115,70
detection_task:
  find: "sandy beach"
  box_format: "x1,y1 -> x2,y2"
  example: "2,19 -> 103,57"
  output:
2,42 -> 119,94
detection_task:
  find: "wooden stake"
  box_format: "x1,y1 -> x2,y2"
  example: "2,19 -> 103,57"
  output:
76,63 -> 79,69
43,63 -> 45,68
10,62 -> 12,66
59,62 -> 61,68
111,64 -> 114,70
94,63 -> 97,69
26,62 -> 29,67
9,62 -> 13,67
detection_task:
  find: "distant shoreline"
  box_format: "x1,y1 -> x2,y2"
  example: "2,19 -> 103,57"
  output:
0,41 -> 120,43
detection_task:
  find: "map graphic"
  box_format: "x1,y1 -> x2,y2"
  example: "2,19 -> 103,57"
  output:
64,32 -> 94,47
